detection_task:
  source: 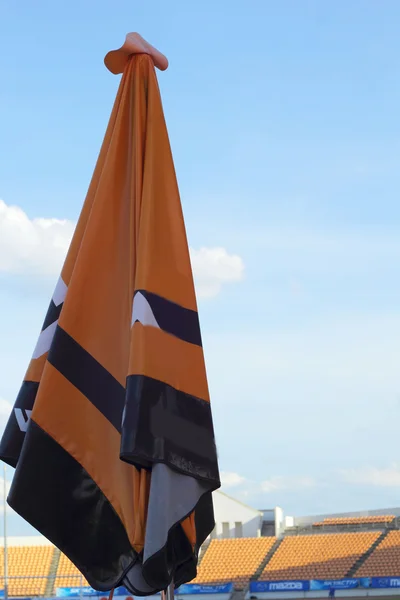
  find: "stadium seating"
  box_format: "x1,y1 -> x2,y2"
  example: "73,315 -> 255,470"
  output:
260,532 -> 380,580
2,528 -> 400,595
55,553 -> 88,590
314,515 -> 395,527
0,545 -> 54,596
355,531 -> 400,577
194,537 -> 276,589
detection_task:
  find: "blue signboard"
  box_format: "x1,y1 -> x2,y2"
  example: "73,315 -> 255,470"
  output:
57,589 -> 98,597
371,578 -> 400,589
176,584 -> 233,595
250,581 -> 309,593
57,588 -> 130,598
310,579 -> 370,591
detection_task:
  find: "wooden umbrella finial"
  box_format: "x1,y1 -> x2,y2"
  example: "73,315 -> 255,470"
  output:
104,33 -> 168,74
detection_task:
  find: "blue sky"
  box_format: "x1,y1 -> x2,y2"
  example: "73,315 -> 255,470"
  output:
2,0 -> 400,535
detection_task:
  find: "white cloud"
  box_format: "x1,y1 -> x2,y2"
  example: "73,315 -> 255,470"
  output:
261,476 -> 316,493
0,200 -> 75,276
0,200 -> 244,298
220,471 -> 246,488
340,464 -> 400,487
191,247 -> 244,298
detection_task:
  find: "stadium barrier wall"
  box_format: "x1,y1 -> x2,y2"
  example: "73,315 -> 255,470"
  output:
250,578 -> 400,593
0,582 -> 233,600
248,578 -> 400,599
56,583 -> 233,597
60,579 -> 400,596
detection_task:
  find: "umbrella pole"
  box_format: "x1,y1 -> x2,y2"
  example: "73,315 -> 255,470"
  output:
162,582 -> 174,600
166,582 -> 175,600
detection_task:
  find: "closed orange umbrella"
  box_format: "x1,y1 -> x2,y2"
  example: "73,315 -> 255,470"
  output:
0,34 -> 220,595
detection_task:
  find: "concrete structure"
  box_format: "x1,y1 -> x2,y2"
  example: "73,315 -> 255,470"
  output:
211,491 -> 263,539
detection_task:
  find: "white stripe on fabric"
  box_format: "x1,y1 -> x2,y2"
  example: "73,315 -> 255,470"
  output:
32,321 -> 58,360
131,292 -> 160,329
31,277 -> 68,360
52,276 -> 68,306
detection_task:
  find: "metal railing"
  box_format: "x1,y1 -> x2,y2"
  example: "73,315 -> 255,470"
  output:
0,573 -> 90,599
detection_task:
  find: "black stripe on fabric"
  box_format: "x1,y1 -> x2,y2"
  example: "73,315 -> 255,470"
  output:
7,420 -> 214,595
0,381 -> 39,469
194,491 -> 216,550
47,326 -> 125,433
42,300 -> 63,330
14,380 -> 38,411
8,419 -> 137,591
120,375 -> 220,484
135,290 -> 202,347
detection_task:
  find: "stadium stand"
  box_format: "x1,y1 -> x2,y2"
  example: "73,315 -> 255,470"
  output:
355,530 -> 400,577
193,537 -> 276,589
0,545 -> 54,596
259,532 -> 380,580
54,553 -> 88,590
2,503 -> 400,596
314,516 -> 395,527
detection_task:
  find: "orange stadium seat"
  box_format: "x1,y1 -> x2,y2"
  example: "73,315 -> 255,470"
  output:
1,529 -> 399,596
314,516 -> 395,527
356,531 -> 400,577
0,545 -> 54,596
261,532 -> 379,580
194,538 -> 276,589
55,553 -> 88,590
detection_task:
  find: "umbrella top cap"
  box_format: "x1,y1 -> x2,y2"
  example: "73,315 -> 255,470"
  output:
104,33 -> 168,74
